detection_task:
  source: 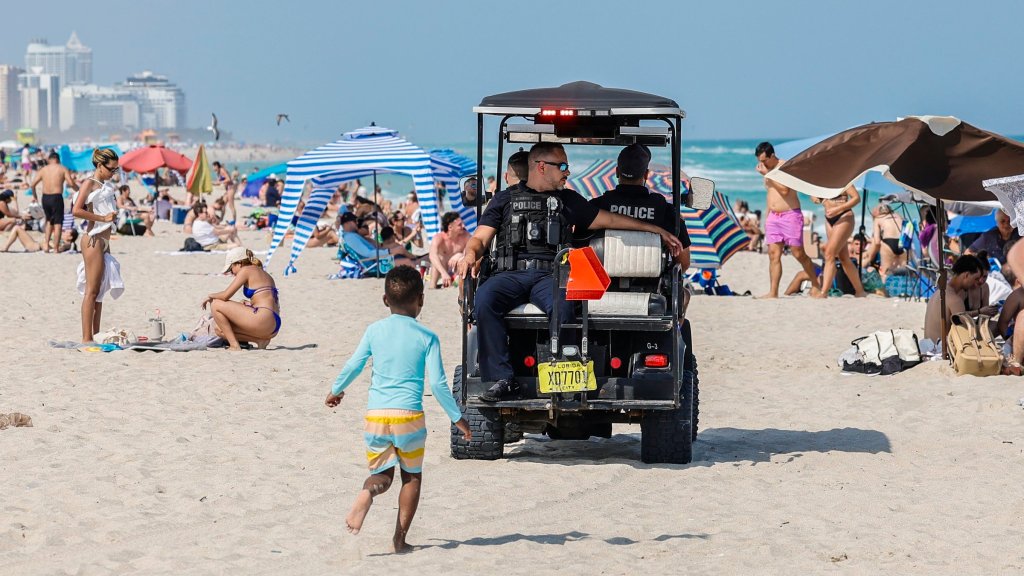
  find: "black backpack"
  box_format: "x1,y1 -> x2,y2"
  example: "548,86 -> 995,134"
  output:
181,237 -> 204,252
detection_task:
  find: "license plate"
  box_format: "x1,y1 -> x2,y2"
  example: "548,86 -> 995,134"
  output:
537,360 -> 597,394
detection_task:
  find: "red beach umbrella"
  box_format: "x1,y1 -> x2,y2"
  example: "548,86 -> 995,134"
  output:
120,144 -> 193,174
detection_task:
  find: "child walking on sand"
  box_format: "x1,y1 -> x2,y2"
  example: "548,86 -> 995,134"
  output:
325,265 -> 471,552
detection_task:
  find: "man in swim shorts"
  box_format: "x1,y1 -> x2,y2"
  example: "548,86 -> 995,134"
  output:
30,151 -> 79,253
755,142 -> 821,298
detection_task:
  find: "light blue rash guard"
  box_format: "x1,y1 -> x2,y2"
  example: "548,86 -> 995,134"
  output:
332,314 -> 462,423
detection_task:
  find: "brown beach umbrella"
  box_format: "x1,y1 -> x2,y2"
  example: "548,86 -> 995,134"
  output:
765,116 -> 1024,202
766,116 -> 1024,359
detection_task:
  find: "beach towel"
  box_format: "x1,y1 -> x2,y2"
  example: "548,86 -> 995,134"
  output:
76,253 -> 124,302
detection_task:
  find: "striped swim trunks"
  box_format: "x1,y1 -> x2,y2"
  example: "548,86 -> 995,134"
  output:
363,409 -> 427,474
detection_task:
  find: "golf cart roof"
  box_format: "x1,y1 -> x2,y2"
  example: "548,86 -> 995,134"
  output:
474,81 -> 683,117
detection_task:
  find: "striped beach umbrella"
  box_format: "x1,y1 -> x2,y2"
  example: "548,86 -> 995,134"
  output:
681,191 -> 748,269
568,159 -> 746,269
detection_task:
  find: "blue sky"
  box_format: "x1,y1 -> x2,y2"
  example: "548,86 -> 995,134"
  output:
2,0 -> 1020,145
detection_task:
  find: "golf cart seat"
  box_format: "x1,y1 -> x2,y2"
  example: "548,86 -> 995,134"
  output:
506,230 -> 667,317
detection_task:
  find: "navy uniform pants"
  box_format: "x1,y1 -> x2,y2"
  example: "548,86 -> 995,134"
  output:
474,268 -> 574,382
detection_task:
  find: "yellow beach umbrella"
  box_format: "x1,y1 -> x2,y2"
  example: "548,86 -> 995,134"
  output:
187,144 -> 213,196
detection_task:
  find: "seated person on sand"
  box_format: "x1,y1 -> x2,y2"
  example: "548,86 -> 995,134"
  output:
923,254 -> 993,341
389,210 -> 422,249
0,189 -> 23,232
202,247 -> 280,351
965,209 -> 1019,266
997,265 -> 1024,373
733,200 -> 762,251
190,203 -> 241,250
428,211 -> 470,288
339,212 -> 420,266
306,222 -> 340,248
116,185 -> 155,237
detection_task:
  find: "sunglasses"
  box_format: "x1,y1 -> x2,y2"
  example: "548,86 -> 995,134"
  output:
105,162 -> 120,172
535,160 -> 569,172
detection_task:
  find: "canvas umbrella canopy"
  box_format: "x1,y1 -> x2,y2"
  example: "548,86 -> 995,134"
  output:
765,116 -> 1024,202
187,144 -> 213,196
268,126 -> 477,274
120,144 -> 193,174
766,116 -> 1024,357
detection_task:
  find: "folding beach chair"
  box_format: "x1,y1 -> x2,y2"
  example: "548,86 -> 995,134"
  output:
338,240 -> 394,278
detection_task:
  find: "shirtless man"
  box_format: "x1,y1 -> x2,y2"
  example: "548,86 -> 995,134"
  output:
428,211 -> 470,288
212,161 -> 237,223
30,151 -> 78,253
756,142 -> 819,298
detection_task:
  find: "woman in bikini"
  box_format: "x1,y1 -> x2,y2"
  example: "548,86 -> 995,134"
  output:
871,204 -> 908,278
71,148 -> 122,343
813,185 -> 866,298
203,247 -> 281,350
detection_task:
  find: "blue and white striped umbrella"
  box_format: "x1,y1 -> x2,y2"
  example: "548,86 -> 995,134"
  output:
267,127 -> 477,274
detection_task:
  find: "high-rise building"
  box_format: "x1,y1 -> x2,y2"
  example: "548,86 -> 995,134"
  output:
59,84 -> 140,132
120,71 -> 186,130
24,32 -> 92,88
0,65 -> 24,132
19,70 -> 59,130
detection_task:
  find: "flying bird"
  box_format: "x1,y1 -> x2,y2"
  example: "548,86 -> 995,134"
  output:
276,114 -> 290,126
207,113 -> 220,141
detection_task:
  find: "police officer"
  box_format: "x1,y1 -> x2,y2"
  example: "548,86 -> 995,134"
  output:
457,142 -> 684,402
589,143 -> 696,376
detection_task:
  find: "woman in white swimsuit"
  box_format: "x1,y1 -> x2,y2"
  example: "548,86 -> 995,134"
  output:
71,148 -> 121,343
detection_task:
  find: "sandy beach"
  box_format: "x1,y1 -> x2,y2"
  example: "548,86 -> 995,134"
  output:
2,228 -> 1023,574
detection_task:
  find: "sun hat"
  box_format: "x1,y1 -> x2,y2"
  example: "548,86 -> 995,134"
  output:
222,246 -> 251,273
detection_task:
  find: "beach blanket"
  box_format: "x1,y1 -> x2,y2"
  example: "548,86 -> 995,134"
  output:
155,249 -> 268,256
76,253 -> 124,302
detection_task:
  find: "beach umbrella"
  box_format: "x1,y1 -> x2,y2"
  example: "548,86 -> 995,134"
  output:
681,191 -> 749,269
945,210 -> 996,238
120,144 -> 192,174
187,144 -> 213,196
765,116 -> 1024,203
568,159 -> 687,200
767,116 -> 1024,358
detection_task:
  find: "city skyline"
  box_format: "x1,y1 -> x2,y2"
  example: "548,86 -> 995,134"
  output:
0,0 -> 1021,146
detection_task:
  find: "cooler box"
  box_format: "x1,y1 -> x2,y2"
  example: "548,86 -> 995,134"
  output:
171,206 -> 189,225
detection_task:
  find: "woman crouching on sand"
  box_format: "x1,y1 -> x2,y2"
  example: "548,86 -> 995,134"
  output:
202,247 -> 281,350
72,148 -> 123,343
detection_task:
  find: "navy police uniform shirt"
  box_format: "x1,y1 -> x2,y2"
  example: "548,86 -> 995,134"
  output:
480,183 -> 600,234
589,184 -> 692,248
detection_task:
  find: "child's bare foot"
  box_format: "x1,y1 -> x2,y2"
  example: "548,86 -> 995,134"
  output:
346,490 -> 373,535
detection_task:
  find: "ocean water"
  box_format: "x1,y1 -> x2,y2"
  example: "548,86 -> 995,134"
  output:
222,137 -> 931,232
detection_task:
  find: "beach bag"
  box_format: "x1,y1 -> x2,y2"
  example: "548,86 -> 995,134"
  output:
181,237 -> 204,252
842,329 -> 921,375
947,313 -> 1002,376
95,327 -> 137,348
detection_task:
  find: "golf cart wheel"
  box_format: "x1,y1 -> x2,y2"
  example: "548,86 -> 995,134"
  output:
640,408 -> 693,464
690,362 -> 700,441
450,365 -> 505,460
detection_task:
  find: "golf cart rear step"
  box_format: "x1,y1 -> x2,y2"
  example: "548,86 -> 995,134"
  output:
465,398 -> 677,410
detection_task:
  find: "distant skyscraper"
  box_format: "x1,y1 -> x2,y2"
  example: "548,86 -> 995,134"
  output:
25,32 -> 92,88
0,64 -> 24,131
19,70 -> 60,130
120,71 -> 186,130
59,84 -> 140,132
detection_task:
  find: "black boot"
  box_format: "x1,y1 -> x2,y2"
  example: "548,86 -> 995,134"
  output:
479,379 -> 521,403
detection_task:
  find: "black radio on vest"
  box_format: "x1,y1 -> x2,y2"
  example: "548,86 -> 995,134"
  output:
495,187 -> 570,272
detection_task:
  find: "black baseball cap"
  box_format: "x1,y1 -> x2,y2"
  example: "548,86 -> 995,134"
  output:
617,143 -> 651,180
